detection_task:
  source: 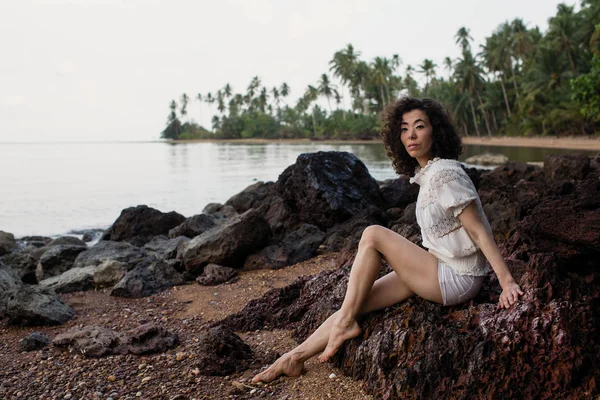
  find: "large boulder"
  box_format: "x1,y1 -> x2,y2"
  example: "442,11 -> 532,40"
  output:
73,241 -> 147,269
275,151 -> 384,230
320,207 -> 388,253
225,181 -> 274,213
2,285 -> 75,326
379,176 -> 419,208
168,215 -> 221,239
178,209 -> 271,272
106,205 -> 186,246
544,154 -> 590,183
0,262 -> 22,304
39,266 -> 97,293
36,244 -> 87,281
110,257 -> 184,298
93,260 -> 129,288
244,224 -> 326,270
0,231 -> 18,256
1,251 -> 38,283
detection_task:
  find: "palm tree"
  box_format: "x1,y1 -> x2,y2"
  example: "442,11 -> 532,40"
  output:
455,27 -> 473,53
258,87 -> 269,112
280,82 -> 290,107
247,76 -> 261,108
317,73 -> 337,113
330,44 -> 361,118
480,34 -> 512,117
304,85 -> 319,136
180,93 -> 189,119
211,115 -> 220,132
547,4 -> 582,73
455,50 -> 486,136
418,59 -> 437,88
351,61 -> 371,114
444,57 -> 454,78
223,83 -> 233,98
372,57 -> 392,108
196,93 -> 203,126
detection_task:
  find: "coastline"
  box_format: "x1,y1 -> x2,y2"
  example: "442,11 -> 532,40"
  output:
166,136 -> 600,151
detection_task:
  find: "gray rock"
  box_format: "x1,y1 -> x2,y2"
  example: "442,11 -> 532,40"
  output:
47,236 -> 87,247
465,153 -> 509,166
244,224 -> 326,270
20,332 -> 51,351
36,244 -> 87,281
168,215 -> 221,239
3,285 -> 74,326
39,266 -> 97,293
93,260 -> 129,288
0,231 -> 18,256
202,203 -> 238,218
178,209 -> 271,272
196,264 -> 237,285
1,251 -> 38,283
110,257 -> 184,298
225,181 -> 274,213
17,236 -> 52,249
73,241 -> 147,269
108,205 -> 186,246
0,262 -> 22,311
143,235 -> 189,259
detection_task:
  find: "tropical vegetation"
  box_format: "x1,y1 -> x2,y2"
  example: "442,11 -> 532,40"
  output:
161,1 -> 600,140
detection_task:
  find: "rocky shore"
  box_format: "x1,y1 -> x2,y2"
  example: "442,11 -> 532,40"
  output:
1,151 -> 599,399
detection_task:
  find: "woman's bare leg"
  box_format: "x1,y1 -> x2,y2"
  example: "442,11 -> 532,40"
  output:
252,225 -> 442,382
320,225 -> 441,361
252,271 -> 413,383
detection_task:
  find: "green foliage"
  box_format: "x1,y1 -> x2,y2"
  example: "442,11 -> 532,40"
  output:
571,55 -> 600,120
163,1 -> 599,140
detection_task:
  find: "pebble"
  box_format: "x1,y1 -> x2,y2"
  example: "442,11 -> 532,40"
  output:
107,375 -> 116,382
328,373 -> 336,379
250,389 -> 257,394
141,377 -> 152,383
176,352 -> 185,361
64,394 -> 72,399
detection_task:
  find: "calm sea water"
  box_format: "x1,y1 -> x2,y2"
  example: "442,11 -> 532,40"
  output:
1,141 -> 595,238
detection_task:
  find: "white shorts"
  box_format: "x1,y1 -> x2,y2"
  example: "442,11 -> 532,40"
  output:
437,261 -> 484,306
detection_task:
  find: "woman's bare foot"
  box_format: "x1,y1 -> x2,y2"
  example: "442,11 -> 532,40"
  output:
318,317 -> 361,362
252,352 -> 305,383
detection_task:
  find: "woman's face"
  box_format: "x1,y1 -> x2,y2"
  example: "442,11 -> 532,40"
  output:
400,109 -> 434,167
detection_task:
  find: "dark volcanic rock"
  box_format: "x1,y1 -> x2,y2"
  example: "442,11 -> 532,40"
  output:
225,181 -> 274,213
178,209 -> 271,272
320,207 -> 388,253
168,214 -> 221,239
47,236 -> 87,247
195,325 -> 253,376
244,224 -> 326,270
73,241 -> 147,269
0,231 -> 18,256
108,205 -> 186,246
196,264 -> 237,285
379,176 -> 419,208
1,251 -> 38,283
0,261 -> 22,299
53,323 -> 177,358
36,244 -> 87,281
39,266 -> 97,293
143,235 -> 189,259
17,236 -> 52,249
275,151 -> 384,230
3,285 -> 74,326
544,154 -> 590,182
20,332 -> 51,351
202,203 -> 238,218
110,257 -> 184,298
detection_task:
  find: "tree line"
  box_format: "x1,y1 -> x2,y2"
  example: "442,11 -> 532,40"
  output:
162,1 -> 600,141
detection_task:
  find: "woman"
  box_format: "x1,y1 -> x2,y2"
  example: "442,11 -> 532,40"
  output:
252,97 -> 523,383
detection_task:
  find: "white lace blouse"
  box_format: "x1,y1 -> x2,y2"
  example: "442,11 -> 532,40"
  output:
409,158 -> 491,276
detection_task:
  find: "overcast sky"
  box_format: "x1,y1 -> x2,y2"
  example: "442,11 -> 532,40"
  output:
0,0 -> 571,142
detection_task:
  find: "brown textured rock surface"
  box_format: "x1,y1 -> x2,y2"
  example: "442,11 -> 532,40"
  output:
195,325 -> 253,376
107,205 -> 186,246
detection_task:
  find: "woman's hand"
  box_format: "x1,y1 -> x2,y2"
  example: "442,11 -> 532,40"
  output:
499,279 -> 524,309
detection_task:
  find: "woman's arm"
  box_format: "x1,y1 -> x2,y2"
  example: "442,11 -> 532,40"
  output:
457,202 -> 524,308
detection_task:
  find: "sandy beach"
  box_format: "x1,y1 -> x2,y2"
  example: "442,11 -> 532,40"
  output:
167,136 -> 600,151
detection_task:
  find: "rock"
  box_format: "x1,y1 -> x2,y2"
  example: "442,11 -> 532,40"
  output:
73,241 -> 147,269
108,205 -> 186,246
168,215 -> 221,239
379,176 -> 419,208
464,153 -> 509,166
143,235 -> 189,259
20,332 -> 51,351
196,264 -> 237,285
93,260 -> 129,288
53,325 -> 124,357
275,151 -> 384,230
3,285 -> 74,326
544,154 -> 590,183
178,209 -> 271,272
0,261 -> 22,299
1,251 -> 38,283
110,257 -> 184,298
121,323 -> 178,355
195,325 -> 253,376
17,236 -> 52,249
39,266 -> 97,293
320,207 -> 388,253
225,181 -> 274,213
0,231 -> 18,256
53,323 -> 177,358
202,203 -> 238,218
259,195 -> 295,234
47,236 -> 87,247
36,244 -> 87,281
244,224 -> 326,270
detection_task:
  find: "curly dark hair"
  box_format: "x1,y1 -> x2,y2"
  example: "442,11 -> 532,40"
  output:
381,97 -> 462,176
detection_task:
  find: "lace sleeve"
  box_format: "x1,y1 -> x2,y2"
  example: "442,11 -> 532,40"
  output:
430,167 -> 478,217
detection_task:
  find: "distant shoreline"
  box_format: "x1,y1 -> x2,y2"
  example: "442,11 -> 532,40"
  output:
166,136 -> 600,151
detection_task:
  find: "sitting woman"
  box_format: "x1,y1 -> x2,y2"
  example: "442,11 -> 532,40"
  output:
252,97 -> 523,383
